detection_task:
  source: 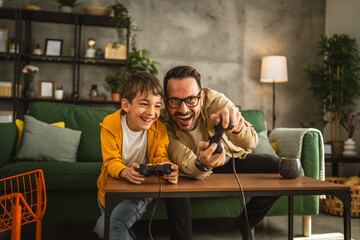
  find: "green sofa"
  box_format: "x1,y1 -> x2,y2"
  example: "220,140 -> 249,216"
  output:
0,102 -> 322,233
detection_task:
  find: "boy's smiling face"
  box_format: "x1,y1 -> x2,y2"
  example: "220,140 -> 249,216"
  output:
121,91 -> 162,132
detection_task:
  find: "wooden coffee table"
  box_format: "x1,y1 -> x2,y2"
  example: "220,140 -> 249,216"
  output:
105,173 -> 352,240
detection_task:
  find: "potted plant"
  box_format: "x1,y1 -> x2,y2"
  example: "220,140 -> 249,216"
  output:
128,47 -> 159,75
104,72 -> 124,101
304,34 -> 360,154
54,0 -> 82,13
33,43 -> 43,55
55,85 -> 64,100
110,1 -> 130,45
22,65 -> 39,97
110,2 -> 159,75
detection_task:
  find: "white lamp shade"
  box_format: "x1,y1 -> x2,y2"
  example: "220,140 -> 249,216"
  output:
260,56 -> 288,83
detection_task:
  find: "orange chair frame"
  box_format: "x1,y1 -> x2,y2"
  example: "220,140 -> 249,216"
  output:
0,169 -> 47,240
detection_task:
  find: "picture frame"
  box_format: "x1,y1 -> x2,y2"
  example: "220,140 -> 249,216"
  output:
38,80 -> 54,99
104,43 -> 126,60
44,39 -> 63,56
0,28 -> 8,52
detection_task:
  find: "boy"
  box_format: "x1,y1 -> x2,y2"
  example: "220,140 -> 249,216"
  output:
94,71 -> 179,239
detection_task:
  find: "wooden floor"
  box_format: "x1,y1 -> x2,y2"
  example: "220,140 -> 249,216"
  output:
1,212 -> 359,240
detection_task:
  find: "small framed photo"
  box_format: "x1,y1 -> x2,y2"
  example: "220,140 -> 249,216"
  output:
0,28 -> 8,52
38,80 -> 54,99
44,39 -> 63,56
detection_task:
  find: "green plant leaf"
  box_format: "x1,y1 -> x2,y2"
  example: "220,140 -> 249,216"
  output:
304,33 -> 360,133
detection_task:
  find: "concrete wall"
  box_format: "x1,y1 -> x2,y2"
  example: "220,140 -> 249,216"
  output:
2,0 -> 326,130
325,0 -> 360,177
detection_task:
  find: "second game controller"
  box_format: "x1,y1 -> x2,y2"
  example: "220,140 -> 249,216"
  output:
135,164 -> 173,177
208,120 -> 235,154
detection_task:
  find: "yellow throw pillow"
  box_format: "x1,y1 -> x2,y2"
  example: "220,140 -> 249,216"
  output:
15,119 -> 65,149
270,141 -> 278,152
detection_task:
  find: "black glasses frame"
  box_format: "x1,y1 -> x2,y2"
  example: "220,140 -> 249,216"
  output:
166,91 -> 202,109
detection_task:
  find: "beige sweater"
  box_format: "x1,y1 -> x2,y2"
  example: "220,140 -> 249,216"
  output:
160,88 -> 258,179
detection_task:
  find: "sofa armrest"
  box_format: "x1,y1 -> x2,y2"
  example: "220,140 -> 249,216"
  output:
269,128 -> 324,180
0,123 -> 17,167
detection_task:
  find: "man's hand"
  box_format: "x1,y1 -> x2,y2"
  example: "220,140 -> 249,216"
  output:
120,163 -> 145,184
198,140 -> 226,168
161,163 -> 179,184
210,107 -> 244,133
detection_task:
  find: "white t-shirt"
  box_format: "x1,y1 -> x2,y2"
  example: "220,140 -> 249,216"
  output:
121,114 -> 147,167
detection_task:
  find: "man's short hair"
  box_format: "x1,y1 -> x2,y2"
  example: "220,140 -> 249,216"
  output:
163,65 -> 201,98
120,71 -> 164,103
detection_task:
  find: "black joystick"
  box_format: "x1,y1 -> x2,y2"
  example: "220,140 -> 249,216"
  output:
135,164 -> 172,177
208,120 -> 235,154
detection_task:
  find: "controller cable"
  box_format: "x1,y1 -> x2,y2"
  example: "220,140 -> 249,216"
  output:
222,137 -> 252,240
148,171 -> 162,240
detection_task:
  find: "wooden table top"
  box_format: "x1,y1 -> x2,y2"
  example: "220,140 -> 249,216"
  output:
105,173 -> 351,194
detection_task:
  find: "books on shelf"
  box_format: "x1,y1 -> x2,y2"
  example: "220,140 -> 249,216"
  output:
0,82 -> 22,97
0,82 -> 12,97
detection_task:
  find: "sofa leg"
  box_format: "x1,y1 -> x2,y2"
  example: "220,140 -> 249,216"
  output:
302,215 -> 311,237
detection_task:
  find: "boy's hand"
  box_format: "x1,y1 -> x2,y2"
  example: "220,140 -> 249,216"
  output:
161,163 -> 179,184
120,163 -> 145,184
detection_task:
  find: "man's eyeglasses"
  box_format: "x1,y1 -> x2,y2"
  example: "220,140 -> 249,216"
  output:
166,91 -> 201,109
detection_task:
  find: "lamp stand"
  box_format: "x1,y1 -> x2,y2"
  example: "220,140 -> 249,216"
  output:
272,81 -> 276,129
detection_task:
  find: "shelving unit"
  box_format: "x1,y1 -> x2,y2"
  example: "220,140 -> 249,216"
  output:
0,7 -> 129,121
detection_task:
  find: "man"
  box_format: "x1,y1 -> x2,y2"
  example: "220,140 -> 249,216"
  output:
160,65 -> 280,240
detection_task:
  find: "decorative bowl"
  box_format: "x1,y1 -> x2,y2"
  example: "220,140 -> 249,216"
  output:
24,5 -> 42,11
279,157 -> 302,179
83,6 -> 112,16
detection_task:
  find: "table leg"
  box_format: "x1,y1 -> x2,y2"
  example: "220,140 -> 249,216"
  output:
104,194 -> 114,240
334,190 -> 352,240
332,162 -> 339,176
288,195 -> 294,240
105,210 -> 110,240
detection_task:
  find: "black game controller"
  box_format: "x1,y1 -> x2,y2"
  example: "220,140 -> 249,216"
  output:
208,120 -> 235,154
135,164 -> 173,177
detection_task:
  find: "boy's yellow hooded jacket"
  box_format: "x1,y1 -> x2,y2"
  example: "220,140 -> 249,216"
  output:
97,109 -> 170,207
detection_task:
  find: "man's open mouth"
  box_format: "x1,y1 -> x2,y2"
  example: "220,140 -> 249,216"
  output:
176,114 -> 193,125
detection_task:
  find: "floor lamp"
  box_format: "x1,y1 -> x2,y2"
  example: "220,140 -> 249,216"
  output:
260,56 -> 288,129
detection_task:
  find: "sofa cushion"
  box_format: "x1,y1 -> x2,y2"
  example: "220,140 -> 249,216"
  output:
253,130 -> 279,158
0,162 -> 102,191
0,123 -> 17,167
15,119 -> 65,149
28,102 -> 116,162
241,110 -> 266,133
15,115 -> 82,163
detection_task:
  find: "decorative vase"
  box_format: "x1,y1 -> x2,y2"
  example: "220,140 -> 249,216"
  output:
26,76 -> 36,98
60,6 -> 72,13
343,138 -> 357,156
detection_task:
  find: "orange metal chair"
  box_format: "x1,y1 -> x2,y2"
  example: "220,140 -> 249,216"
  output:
0,169 -> 47,240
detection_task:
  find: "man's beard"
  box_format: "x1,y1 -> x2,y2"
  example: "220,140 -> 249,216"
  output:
172,111 -> 199,132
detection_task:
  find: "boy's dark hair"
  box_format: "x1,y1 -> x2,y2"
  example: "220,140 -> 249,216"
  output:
120,71 -> 164,103
163,65 -> 201,98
